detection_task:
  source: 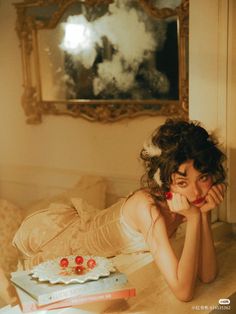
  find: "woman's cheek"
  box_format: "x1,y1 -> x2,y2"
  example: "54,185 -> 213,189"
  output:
170,185 -> 189,198
182,190 -> 192,202
204,179 -> 213,192
170,184 -> 178,193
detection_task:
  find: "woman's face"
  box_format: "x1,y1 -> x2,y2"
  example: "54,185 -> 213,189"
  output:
170,160 -> 213,207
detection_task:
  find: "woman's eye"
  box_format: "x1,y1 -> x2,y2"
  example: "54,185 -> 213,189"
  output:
177,181 -> 187,187
200,174 -> 209,182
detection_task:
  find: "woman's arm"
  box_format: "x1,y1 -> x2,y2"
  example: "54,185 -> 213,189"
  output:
197,211 -> 217,283
130,192 -> 201,302
197,183 -> 225,283
148,208 -> 200,302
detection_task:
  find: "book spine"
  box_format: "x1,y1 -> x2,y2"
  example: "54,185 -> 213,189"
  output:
18,287 -> 136,312
40,287 -> 136,311
38,273 -> 127,305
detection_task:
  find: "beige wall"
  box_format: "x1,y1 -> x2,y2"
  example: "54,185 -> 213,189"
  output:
0,0 -> 165,180
190,0 -> 236,223
227,0 -> 236,222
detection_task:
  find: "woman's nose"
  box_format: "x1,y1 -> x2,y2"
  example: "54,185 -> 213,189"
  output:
191,183 -> 201,197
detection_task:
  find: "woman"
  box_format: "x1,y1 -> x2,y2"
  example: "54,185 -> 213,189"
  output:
13,118 -> 226,302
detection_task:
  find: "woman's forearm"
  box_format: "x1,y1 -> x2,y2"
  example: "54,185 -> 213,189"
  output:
176,213 -> 201,300
198,212 -> 218,283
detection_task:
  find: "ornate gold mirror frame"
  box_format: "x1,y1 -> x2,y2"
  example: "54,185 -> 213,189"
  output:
14,0 -> 189,123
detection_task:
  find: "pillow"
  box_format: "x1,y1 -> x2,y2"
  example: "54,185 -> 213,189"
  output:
0,267 -> 18,306
24,175 -> 107,217
0,199 -> 23,275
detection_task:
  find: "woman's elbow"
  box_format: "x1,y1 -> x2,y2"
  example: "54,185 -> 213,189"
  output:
173,287 -> 194,302
198,269 -> 218,284
198,264 -> 218,284
199,273 -> 217,284
175,291 -> 194,302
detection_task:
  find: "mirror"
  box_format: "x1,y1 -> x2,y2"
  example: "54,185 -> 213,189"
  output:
14,0 -> 189,123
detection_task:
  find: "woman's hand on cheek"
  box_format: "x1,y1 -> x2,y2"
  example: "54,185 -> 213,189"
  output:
166,192 -> 199,218
200,183 -> 225,213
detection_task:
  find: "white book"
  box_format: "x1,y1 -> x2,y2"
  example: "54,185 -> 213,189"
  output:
0,305 -> 23,314
11,271 -> 127,306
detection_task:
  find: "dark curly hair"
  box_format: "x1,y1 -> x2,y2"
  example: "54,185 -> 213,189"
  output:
140,118 -> 227,200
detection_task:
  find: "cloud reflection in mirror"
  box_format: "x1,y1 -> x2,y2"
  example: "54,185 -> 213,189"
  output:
57,1 -> 172,100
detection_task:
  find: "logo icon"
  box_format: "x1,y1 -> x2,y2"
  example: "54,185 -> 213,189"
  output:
219,299 -> 230,305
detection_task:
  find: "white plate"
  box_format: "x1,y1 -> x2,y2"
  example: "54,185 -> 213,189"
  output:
31,255 -> 116,284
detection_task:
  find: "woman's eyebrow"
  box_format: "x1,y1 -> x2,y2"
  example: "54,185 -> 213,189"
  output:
198,172 -> 208,177
176,170 -> 187,177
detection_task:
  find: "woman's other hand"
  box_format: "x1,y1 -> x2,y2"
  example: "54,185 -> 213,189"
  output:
200,183 -> 225,213
166,192 -> 199,219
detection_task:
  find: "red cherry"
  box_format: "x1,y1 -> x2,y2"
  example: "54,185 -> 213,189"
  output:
59,257 -> 69,268
75,265 -> 84,274
75,255 -> 84,265
87,258 -> 96,269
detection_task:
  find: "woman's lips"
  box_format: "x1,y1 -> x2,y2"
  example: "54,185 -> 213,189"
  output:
192,197 -> 205,205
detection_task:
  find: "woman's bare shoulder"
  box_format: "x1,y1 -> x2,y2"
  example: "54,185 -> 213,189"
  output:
128,189 -> 160,211
123,189 -> 165,232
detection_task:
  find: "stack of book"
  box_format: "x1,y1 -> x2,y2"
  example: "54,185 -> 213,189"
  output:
11,270 -> 136,313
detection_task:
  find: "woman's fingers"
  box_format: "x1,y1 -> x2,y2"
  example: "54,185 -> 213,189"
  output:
207,188 -> 223,204
167,193 -> 190,213
200,183 -> 225,212
213,183 -> 225,197
209,184 -> 225,203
